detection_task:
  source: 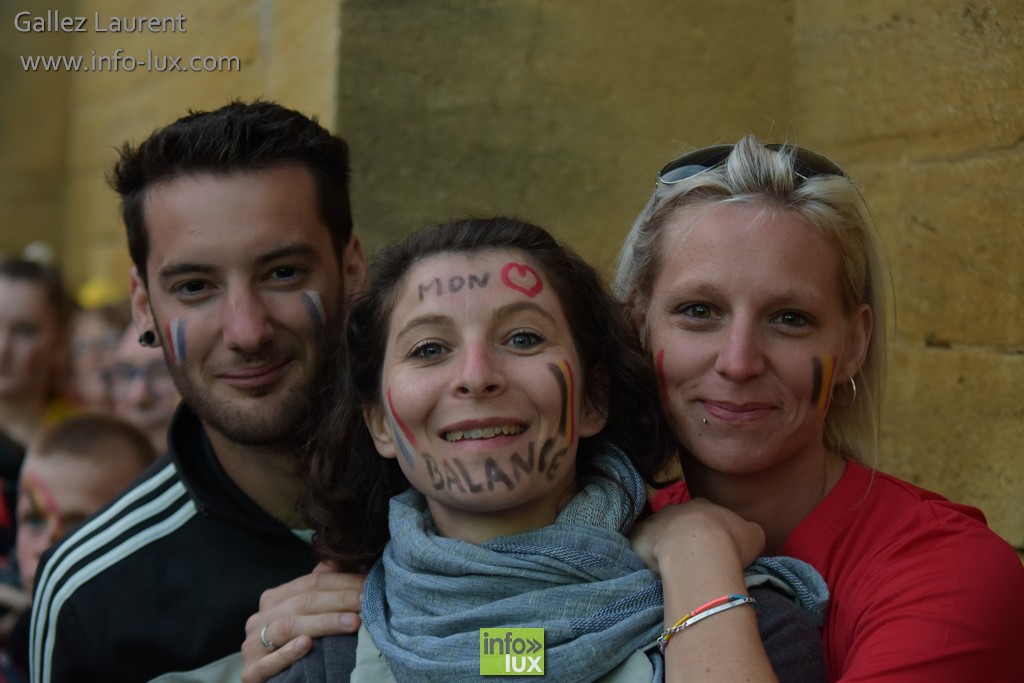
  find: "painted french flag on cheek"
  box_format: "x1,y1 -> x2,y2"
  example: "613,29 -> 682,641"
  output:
301,290 -> 326,336
165,319 -> 187,364
387,387 -> 418,469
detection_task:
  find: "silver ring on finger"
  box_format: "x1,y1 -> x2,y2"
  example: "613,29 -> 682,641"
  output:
259,623 -> 276,652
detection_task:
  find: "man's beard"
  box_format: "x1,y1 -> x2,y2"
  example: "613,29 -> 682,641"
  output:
173,371 -> 312,450
167,344 -> 328,452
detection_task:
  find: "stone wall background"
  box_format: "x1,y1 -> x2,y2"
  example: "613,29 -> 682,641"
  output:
1,0 -> 342,288
2,0 -> 1020,550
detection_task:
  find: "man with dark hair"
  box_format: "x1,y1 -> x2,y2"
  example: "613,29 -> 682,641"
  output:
29,100 -> 367,682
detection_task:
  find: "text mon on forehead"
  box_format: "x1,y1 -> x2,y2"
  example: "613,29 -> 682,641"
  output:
418,272 -> 491,301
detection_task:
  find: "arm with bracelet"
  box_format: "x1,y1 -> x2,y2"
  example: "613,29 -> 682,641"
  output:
658,594 -> 757,653
633,498 -> 828,683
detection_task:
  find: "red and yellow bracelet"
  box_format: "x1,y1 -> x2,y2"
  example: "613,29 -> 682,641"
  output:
657,593 -> 757,653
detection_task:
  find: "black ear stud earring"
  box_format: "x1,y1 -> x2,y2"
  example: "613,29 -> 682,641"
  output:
138,330 -> 157,347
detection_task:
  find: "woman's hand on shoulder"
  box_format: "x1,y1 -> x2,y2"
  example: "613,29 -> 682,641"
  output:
241,561 -> 365,683
636,501 -> 779,682
630,498 -> 765,578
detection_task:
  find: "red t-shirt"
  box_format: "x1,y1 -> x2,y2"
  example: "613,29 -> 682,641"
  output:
651,461 -> 1024,682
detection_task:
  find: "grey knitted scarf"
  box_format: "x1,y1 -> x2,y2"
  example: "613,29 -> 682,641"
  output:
361,443 -> 664,683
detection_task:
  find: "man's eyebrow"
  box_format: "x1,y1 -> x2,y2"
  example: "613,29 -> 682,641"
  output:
157,262 -> 215,280
156,244 -> 321,281
253,243 -> 321,266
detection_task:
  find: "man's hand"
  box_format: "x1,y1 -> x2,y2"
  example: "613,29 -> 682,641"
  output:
241,562 -> 365,683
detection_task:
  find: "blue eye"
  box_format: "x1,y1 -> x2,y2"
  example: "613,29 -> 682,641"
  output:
507,330 -> 543,348
410,341 -> 446,359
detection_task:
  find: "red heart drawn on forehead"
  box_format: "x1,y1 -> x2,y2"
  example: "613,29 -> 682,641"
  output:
500,262 -> 543,298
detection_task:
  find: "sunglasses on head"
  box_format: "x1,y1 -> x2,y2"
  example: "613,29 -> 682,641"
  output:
654,143 -> 847,200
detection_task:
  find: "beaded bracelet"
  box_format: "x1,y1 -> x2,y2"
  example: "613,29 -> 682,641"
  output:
657,593 -> 756,653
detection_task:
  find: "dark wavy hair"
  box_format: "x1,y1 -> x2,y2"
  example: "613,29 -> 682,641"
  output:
302,216 -> 676,570
110,99 -> 354,284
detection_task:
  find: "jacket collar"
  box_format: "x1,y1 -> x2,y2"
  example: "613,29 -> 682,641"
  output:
165,403 -> 306,538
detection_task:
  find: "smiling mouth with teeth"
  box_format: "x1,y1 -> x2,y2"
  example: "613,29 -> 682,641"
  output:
443,425 -> 524,442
